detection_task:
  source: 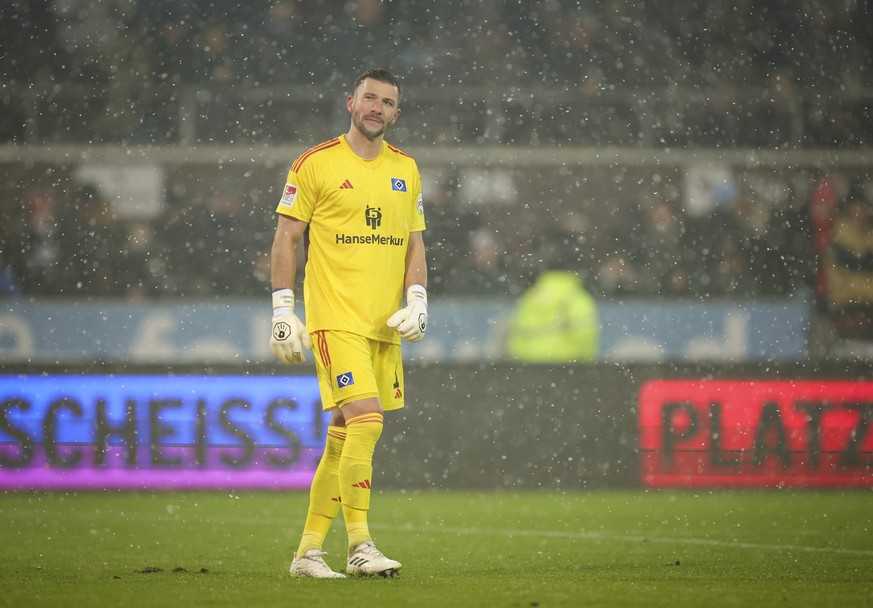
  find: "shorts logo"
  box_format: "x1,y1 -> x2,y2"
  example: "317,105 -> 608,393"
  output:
336,372 -> 355,388
279,184 -> 298,209
391,178 -> 407,192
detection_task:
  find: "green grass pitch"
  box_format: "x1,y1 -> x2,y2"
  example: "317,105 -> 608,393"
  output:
1,489 -> 871,607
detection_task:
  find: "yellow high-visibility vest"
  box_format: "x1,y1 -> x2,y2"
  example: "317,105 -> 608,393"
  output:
506,271 -> 599,362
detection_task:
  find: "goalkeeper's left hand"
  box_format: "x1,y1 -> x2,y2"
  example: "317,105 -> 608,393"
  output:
387,285 -> 428,342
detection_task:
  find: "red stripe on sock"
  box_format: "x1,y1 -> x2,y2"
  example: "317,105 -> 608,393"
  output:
326,428 -> 347,441
345,413 -> 384,426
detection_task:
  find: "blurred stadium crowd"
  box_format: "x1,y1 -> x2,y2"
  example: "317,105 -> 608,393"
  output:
1,0 -> 872,340
1,0 -> 872,146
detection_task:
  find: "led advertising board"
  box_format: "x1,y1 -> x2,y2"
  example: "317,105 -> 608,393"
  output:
639,380 -> 873,488
0,375 -> 329,489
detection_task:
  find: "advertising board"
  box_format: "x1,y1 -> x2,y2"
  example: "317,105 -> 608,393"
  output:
0,375 -> 328,489
640,380 -> 873,487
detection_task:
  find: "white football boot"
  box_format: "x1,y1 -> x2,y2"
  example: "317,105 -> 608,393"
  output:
346,540 -> 402,577
289,549 -> 347,579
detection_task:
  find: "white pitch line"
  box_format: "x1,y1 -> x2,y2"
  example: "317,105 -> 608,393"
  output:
7,508 -> 873,558
370,523 -> 873,558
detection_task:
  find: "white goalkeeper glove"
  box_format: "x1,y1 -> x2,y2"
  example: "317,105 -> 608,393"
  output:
387,285 -> 428,343
269,288 -> 312,364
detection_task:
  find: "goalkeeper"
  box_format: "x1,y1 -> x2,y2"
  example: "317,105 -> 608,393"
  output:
269,68 -> 428,579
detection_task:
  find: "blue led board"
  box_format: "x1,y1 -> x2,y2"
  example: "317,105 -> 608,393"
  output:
0,375 -> 329,489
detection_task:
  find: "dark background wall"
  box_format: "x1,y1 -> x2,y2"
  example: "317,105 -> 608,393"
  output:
379,362 -> 873,489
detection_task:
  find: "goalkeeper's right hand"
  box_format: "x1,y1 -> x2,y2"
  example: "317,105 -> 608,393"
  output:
269,288 -> 312,364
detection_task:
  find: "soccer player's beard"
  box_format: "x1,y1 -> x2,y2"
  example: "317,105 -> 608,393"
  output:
352,112 -> 390,141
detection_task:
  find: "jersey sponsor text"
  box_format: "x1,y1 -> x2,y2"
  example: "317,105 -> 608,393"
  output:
335,233 -> 406,246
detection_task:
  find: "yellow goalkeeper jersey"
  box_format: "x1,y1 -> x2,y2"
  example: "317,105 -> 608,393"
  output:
276,134 -> 426,344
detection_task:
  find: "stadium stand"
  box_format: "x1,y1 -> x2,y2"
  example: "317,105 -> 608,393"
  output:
1,1 -> 871,358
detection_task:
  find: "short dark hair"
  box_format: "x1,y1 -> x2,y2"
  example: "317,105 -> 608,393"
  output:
353,68 -> 402,107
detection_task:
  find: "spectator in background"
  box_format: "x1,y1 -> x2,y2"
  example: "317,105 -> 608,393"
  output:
685,179 -> 767,298
343,0 -> 395,70
92,16 -> 157,143
179,191 -> 270,296
462,20 -> 532,86
414,169 -> 461,296
190,20 -> 244,85
627,196 -> 690,295
152,201 -> 201,296
0,0 -> 68,91
0,251 -> 22,297
454,227 -> 514,296
217,192 -> 275,295
538,209 -> 597,289
118,220 -> 164,299
810,171 -> 842,309
14,189 -> 66,295
506,265 -> 599,363
593,253 -> 639,296
61,183 -> 130,296
254,0 -> 305,84
50,0 -> 131,83
762,188 -> 816,296
141,8 -> 195,86
824,184 -> 873,339
709,240 -> 760,297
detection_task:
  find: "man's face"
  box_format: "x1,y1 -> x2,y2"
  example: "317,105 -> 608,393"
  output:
347,78 -> 400,140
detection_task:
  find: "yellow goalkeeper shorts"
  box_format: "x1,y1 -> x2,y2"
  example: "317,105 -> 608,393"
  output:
311,330 -> 405,412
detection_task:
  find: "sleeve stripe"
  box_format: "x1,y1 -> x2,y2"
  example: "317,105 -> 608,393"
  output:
291,138 -> 341,173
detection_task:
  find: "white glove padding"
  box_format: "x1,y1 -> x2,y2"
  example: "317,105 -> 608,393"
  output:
269,289 -> 312,364
387,285 -> 428,343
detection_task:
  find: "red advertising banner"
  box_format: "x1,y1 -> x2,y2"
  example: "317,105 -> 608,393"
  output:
639,380 -> 873,488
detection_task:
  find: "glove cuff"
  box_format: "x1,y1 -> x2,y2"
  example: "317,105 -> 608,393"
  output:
273,307 -> 292,320
407,284 -> 427,307
272,288 -> 294,310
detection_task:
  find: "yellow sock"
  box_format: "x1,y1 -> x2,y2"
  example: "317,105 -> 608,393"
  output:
339,412 -> 383,550
296,426 -> 346,557
343,505 -> 370,550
